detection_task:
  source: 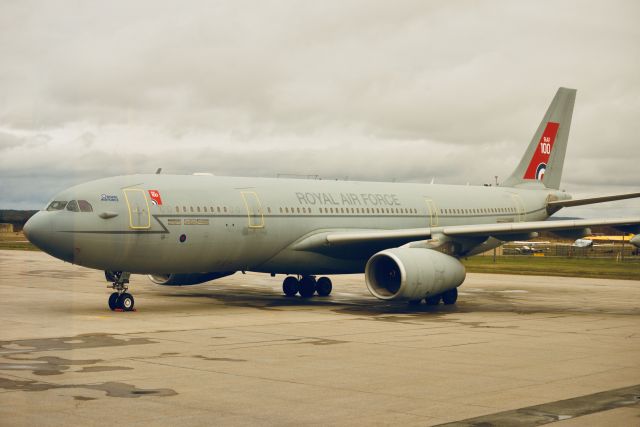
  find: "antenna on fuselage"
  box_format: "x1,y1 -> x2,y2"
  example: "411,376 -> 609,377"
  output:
155,168 -> 162,174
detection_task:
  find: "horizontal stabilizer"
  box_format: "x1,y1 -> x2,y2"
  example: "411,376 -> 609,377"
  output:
547,192 -> 640,208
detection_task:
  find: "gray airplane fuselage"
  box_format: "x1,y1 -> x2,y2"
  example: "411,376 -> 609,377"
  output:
26,174 -> 561,275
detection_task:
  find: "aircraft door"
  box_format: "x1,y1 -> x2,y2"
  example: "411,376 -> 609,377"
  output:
123,189 -> 151,229
240,191 -> 264,228
424,198 -> 439,227
511,194 -> 525,222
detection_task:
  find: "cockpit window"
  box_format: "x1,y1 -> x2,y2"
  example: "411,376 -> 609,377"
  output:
66,200 -> 80,212
78,200 -> 93,212
46,201 -> 68,211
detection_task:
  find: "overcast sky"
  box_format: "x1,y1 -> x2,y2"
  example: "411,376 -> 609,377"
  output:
1,0 -> 639,217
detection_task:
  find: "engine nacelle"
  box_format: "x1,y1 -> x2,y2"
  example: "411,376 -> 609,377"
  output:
631,234 -> 640,249
365,248 -> 466,301
148,271 -> 235,286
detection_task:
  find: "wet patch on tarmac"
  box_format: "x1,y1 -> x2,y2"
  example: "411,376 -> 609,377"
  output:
73,395 -> 97,401
0,377 -> 177,398
437,384 -> 640,426
0,355 -> 134,376
78,366 -> 134,373
299,338 -> 348,346
23,269 -> 91,279
0,356 -> 101,376
0,333 -> 155,354
193,355 -> 247,362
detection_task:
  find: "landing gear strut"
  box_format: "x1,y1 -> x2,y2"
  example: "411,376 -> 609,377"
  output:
281,276 -> 333,298
106,271 -> 135,311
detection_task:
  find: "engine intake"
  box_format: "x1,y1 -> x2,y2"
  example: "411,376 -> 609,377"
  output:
148,272 -> 235,286
365,248 -> 465,301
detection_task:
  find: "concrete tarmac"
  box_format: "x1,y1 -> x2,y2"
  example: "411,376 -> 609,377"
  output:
0,249 -> 639,426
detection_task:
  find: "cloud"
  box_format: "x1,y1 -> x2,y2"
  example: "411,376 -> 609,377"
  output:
0,0 -> 639,214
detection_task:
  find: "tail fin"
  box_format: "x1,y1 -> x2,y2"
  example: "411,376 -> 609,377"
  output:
503,87 -> 576,189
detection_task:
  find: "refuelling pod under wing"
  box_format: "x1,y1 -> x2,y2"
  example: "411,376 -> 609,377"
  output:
148,272 -> 235,286
365,248 -> 466,301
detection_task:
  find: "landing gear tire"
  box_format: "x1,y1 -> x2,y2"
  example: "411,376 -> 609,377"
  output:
425,294 -> 441,306
106,271 -> 133,312
108,293 -> 120,311
299,276 -> 316,298
119,293 -> 135,311
282,276 -> 299,297
442,288 -> 458,305
316,277 -> 332,296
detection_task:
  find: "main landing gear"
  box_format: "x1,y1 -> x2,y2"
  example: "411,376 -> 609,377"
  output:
282,275 -> 333,298
409,288 -> 458,306
105,271 -> 135,311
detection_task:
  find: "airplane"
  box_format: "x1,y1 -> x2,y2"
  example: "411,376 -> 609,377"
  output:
514,245 -> 546,255
572,239 -> 593,248
503,241 -> 549,254
23,87 -> 640,311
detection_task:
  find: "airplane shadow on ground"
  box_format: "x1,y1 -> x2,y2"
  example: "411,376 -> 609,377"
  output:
152,286 -> 640,318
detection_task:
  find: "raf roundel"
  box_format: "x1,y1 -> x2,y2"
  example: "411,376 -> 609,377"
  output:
536,163 -> 546,180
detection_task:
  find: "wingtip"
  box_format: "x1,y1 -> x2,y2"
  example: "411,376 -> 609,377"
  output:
558,86 -> 577,93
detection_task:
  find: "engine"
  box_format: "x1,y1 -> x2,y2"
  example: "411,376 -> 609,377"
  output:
365,248 -> 466,301
148,272 -> 235,286
631,234 -> 640,249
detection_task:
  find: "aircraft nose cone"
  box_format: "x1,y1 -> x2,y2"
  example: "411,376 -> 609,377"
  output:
23,212 -> 51,249
23,218 -> 32,241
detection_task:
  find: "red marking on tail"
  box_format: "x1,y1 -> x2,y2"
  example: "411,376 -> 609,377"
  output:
148,190 -> 163,206
523,122 -> 559,180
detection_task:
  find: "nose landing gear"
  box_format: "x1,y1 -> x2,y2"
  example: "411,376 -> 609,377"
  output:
105,271 -> 135,311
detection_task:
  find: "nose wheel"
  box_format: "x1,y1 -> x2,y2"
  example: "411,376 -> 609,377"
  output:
105,271 -> 135,311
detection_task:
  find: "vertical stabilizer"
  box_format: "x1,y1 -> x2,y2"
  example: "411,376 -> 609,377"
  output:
503,87 -> 576,189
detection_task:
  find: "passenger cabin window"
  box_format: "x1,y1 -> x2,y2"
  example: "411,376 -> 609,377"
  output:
77,200 -> 93,212
46,201 -> 68,211
66,200 -> 80,212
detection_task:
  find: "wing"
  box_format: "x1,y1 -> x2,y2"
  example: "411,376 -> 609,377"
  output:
440,217 -> 640,238
294,217 -> 640,255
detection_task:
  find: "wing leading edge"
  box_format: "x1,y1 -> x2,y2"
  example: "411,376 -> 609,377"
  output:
294,217 -> 640,253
